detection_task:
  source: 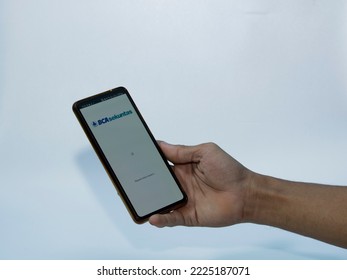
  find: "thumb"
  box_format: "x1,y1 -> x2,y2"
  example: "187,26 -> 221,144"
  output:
149,211 -> 186,227
158,141 -> 201,164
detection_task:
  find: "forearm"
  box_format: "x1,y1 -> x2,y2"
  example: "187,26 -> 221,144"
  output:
243,173 -> 347,248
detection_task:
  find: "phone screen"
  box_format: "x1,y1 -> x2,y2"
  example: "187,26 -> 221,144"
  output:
73,87 -> 186,223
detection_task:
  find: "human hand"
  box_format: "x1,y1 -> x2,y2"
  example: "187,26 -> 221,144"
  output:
149,142 -> 253,227
149,142 -> 347,248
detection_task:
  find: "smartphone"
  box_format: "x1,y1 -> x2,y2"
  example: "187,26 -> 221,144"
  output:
73,86 -> 187,223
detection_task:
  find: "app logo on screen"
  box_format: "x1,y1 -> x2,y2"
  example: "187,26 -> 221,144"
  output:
91,110 -> 133,128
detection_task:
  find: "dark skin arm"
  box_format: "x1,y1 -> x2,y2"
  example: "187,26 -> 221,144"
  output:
149,142 -> 347,249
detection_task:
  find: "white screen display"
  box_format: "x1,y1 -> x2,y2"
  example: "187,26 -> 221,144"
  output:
79,92 -> 184,218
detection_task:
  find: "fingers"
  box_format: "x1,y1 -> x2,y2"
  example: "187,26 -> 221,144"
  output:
149,212 -> 185,227
158,141 -> 202,164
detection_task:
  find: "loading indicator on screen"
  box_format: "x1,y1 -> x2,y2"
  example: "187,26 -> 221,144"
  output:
92,110 -> 133,127
134,173 -> 155,183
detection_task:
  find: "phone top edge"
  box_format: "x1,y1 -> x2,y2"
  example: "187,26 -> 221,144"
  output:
73,86 -> 129,110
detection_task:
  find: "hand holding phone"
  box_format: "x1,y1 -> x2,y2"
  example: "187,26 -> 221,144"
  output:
73,87 -> 187,223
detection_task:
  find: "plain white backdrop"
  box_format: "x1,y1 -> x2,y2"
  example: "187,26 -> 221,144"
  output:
1,0 -> 347,259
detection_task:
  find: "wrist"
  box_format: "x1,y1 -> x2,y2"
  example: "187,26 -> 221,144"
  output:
242,172 -> 286,226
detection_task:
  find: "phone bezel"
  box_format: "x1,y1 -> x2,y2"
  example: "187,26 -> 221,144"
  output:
72,86 -> 187,223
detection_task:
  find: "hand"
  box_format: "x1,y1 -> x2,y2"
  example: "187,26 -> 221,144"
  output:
149,142 -> 253,227
149,142 -> 347,248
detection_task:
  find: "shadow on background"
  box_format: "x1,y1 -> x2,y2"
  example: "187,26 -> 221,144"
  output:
76,147 -> 130,226
75,148 -> 225,255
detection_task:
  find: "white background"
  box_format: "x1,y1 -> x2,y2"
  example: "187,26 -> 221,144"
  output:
1,0 -> 347,259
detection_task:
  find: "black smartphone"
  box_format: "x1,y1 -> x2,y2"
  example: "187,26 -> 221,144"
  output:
73,86 -> 187,223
